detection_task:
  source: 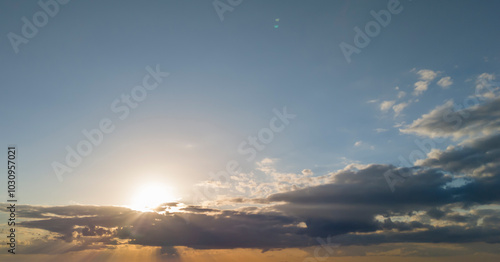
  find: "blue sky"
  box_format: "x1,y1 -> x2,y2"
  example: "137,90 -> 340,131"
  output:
0,1 -> 500,260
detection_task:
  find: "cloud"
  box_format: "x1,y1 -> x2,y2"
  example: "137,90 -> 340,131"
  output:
6,156 -> 500,253
412,69 -> 439,96
13,205 -> 309,250
400,97 -> 500,139
267,162 -> 500,240
416,69 -> 438,81
413,81 -> 429,96
437,76 -> 453,88
417,132 -> 500,178
393,102 -> 409,116
475,73 -> 499,99
380,100 -> 396,112
354,141 -> 363,147
375,128 -> 388,133
10,158 -> 500,252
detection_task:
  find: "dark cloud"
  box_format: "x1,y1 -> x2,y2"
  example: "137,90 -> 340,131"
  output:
427,208 -> 446,219
265,162 -> 499,238
14,205 -> 309,250
401,97 -> 500,139
418,133 -> 500,178
10,158 -> 500,251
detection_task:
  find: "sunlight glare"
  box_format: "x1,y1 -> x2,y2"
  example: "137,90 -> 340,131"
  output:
129,183 -> 177,212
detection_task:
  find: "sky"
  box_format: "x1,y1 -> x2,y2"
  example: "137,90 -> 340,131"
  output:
0,0 -> 500,261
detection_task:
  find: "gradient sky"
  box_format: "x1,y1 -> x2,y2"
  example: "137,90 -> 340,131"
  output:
1,0 -> 500,261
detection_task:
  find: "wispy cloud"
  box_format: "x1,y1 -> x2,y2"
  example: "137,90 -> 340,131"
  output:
375,128 -> 389,133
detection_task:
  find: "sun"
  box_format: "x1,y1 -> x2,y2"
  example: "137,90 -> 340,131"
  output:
129,183 -> 177,212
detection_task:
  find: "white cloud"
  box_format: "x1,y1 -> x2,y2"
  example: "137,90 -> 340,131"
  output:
412,69 -> 439,96
354,141 -> 363,147
413,81 -> 429,96
367,99 -> 379,103
437,76 -> 453,88
380,100 -> 395,111
417,69 -> 438,81
393,102 -> 409,116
